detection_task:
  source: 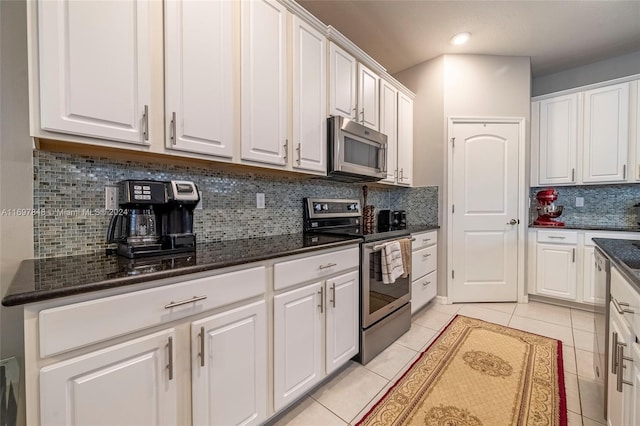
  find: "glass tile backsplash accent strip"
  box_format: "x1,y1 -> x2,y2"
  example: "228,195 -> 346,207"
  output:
530,184 -> 640,228
33,151 -> 438,258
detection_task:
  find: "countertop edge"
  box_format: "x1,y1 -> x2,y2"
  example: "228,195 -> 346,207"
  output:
2,238 -> 361,307
592,238 -> 640,293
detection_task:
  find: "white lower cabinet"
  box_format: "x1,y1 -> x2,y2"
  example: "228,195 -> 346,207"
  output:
607,302 -> 634,426
273,251 -> 359,411
411,230 -> 438,314
191,300 -> 267,426
535,242 -> 577,300
40,328 -> 178,426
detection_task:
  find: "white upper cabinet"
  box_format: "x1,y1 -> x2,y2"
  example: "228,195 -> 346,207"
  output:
379,80 -> 398,183
358,63 -> 380,131
164,0 -> 235,158
328,42 -> 358,121
582,83 -> 629,183
291,16 -> 327,173
397,92 -> 414,186
240,0 -> 288,166
537,94 -> 579,185
532,79 -> 636,186
37,0 -> 152,145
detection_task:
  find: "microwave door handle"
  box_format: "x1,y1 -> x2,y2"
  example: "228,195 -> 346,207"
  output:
380,144 -> 387,173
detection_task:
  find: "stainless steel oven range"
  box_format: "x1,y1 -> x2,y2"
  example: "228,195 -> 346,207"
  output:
304,198 -> 411,364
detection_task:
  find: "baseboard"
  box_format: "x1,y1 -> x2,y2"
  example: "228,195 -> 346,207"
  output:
435,295 -> 449,305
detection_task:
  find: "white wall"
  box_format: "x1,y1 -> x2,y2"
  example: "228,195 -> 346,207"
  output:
395,54 -> 531,297
532,50 -> 640,96
1,1 -> 33,423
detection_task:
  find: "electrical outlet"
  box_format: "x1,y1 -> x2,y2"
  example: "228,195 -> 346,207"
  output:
256,193 -> 265,209
575,197 -> 584,207
105,186 -> 118,210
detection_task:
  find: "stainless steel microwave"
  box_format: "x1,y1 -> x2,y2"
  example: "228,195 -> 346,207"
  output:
327,116 -> 387,182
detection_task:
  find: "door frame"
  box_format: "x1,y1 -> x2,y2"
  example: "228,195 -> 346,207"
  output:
446,117 -> 528,304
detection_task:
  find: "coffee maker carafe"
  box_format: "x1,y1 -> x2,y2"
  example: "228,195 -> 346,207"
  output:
107,180 -> 199,258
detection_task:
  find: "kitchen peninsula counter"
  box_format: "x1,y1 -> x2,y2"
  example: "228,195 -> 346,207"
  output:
2,233 -> 360,306
593,238 -> 640,293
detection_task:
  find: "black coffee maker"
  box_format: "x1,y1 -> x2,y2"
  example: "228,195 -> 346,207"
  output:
107,180 -> 200,258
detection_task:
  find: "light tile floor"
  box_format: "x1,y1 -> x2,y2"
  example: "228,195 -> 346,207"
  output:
269,300 -> 605,426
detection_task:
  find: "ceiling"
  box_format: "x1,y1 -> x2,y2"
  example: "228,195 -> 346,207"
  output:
297,0 -> 640,77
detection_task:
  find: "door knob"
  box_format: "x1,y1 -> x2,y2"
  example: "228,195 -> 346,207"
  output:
507,219 -> 519,225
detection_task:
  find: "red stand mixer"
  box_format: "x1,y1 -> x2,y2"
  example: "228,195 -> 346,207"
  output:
533,189 -> 565,227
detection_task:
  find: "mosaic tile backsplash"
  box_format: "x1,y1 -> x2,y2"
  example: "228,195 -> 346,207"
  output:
530,184 -> 640,228
33,151 -> 439,258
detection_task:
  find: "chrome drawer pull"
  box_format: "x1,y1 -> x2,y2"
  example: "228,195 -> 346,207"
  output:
423,238 -> 431,243
422,281 -> 431,287
318,263 -> 337,270
612,297 -> 635,314
547,236 -> 566,239
164,295 -> 208,309
423,253 -> 431,258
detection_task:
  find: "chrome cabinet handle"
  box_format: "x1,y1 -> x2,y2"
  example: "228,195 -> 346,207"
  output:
612,297 -> 635,314
360,109 -> 365,124
399,168 -> 404,181
318,263 -> 337,270
283,139 -> 288,162
142,105 -> 149,141
164,295 -> 207,309
296,143 -> 301,165
571,168 -> 575,182
318,287 -> 324,313
572,248 -> 575,263
422,253 -> 431,258
612,331 -> 619,373
623,164 -> 627,179
170,111 -> 176,145
330,283 -> 336,308
167,336 -> 174,380
199,326 -> 205,367
616,343 -> 633,392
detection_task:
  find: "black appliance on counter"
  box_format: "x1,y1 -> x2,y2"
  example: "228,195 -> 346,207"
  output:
107,180 -> 200,258
304,198 -> 412,365
378,209 -> 406,232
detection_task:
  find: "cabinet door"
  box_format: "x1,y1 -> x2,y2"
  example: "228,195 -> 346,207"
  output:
583,245 -> 597,304
379,80 -> 398,183
191,300 -> 267,426
357,63 -> 380,130
412,270 -> 437,315
328,42 -> 357,120
38,0 -> 151,144
274,282 -> 323,411
536,243 -> 577,300
40,329 -> 177,426
164,0 -> 235,158
607,307 -> 633,426
325,271 -> 359,375
240,0 -> 288,165
292,16 -> 326,173
582,83 -> 630,183
397,92 -> 414,186
630,343 -> 640,426
538,94 -> 578,185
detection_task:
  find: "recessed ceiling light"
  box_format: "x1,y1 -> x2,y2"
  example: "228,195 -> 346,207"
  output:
450,32 -> 471,45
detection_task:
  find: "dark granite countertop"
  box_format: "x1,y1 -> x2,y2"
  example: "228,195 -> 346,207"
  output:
2,233 -> 361,307
529,224 -> 640,232
592,238 -> 640,294
407,225 -> 440,233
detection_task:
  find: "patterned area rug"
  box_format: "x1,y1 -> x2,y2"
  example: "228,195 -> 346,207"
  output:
357,315 -> 567,426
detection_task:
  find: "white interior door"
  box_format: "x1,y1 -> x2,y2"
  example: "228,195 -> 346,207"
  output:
450,122 -> 520,302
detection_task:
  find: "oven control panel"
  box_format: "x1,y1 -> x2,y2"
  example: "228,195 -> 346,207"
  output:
305,198 -> 361,219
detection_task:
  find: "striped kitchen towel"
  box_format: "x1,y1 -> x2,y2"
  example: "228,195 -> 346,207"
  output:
381,241 -> 404,284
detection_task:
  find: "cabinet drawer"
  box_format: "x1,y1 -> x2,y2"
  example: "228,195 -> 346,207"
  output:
39,266 -> 266,357
274,247 -> 359,291
412,245 -> 437,281
536,230 -> 578,244
412,230 -> 437,251
411,270 -> 437,314
611,266 -> 640,336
